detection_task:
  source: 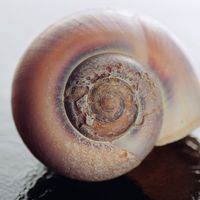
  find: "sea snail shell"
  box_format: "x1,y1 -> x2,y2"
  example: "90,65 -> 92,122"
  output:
12,10 -> 200,181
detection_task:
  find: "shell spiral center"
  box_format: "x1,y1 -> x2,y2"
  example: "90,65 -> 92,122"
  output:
64,53 -> 159,141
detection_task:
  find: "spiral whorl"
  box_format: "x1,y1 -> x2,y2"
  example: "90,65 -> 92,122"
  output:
64,53 -> 161,143
13,10 -> 183,181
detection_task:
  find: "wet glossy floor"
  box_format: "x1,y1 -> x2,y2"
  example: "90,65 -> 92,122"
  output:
6,137 -> 200,200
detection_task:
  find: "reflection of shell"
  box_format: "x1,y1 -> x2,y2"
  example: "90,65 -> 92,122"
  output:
12,10 -> 200,181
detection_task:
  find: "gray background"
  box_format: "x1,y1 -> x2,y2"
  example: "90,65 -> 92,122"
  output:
1,0 -> 200,199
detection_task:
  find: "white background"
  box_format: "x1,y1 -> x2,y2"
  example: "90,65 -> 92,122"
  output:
1,0 -> 200,117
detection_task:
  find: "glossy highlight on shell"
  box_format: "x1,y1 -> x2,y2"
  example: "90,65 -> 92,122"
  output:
12,10 -> 200,181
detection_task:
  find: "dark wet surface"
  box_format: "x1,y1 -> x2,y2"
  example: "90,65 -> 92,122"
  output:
17,169 -> 148,200
4,137 -> 198,200
129,137 -> 200,200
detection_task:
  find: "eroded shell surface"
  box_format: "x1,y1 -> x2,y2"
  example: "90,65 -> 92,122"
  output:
12,10 -> 200,181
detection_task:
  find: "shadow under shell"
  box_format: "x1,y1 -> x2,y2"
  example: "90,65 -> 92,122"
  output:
17,137 -> 200,200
